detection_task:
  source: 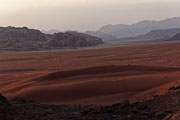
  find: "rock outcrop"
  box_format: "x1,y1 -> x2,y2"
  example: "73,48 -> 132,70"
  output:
0,27 -> 104,52
0,26 -> 46,51
46,31 -> 103,48
0,26 -> 46,42
1,91 -> 180,119
0,94 -> 13,120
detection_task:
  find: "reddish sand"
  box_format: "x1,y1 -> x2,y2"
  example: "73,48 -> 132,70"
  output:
1,42 -> 180,104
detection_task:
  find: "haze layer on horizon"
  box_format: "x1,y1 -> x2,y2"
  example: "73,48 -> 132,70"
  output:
0,0 -> 180,32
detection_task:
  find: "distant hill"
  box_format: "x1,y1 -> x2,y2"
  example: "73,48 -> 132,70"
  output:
0,26 -> 46,51
41,29 -> 61,34
85,31 -> 117,41
117,28 -> 180,41
46,31 -> 103,48
0,27 -> 103,52
86,17 -> 180,40
166,33 -> 180,41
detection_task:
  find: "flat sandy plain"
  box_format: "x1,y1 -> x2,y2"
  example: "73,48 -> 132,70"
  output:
1,41 -> 180,105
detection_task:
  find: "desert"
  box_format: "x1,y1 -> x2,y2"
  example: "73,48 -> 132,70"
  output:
2,42 -> 180,119
1,1 -> 180,119
1,42 -> 180,105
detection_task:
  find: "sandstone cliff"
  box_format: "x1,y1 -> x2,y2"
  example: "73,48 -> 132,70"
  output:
46,31 -> 103,48
0,27 -> 104,52
0,26 -> 46,51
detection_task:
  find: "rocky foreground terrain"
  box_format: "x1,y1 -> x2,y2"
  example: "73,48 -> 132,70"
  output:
1,90 -> 180,120
0,27 -> 103,52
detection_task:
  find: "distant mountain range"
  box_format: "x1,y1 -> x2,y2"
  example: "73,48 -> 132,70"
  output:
0,27 -> 103,52
86,17 -> 180,41
116,28 -> 180,42
1,17 -> 180,52
85,31 -> 117,41
167,33 -> 180,42
41,29 -> 61,34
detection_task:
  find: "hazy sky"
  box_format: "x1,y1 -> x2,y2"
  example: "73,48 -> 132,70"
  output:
0,0 -> 180,31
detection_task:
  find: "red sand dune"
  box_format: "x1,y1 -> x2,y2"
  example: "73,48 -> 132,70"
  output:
1,42 -> 180,104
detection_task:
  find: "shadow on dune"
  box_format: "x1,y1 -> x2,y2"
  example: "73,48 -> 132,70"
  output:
3,65 -> 180,105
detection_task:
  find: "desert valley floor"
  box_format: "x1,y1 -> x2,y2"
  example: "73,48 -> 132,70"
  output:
1,42 -> 180,105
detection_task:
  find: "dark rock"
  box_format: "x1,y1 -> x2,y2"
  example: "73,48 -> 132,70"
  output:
155,112 -> 167,119
2,92 -> 180,119
121,100 -> 130,107
0,93 -> 9,105
0,94 -> 13,120
0,26 -> 46,51
11,97 -> 36,105
46,31 -> 103,48
169,86 -> 180,90
0,26 -> 46,42
0,27 -> 104,52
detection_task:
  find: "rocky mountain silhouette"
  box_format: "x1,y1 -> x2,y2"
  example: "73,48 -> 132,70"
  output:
85,31 -> 117,41
46,31 -> 103,49
86,17 -> 180,40
0,27 -> 103,52
0,26 -> 46,51
116,28 -> 180,42
166,33 -> 180,41
41,29 -> 61,34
